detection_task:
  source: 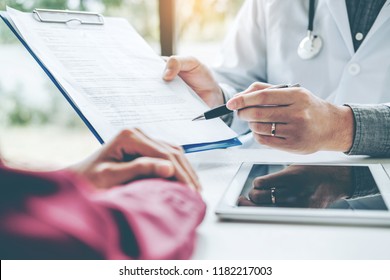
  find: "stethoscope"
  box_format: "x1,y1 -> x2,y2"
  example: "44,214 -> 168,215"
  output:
297,0 -> 323,59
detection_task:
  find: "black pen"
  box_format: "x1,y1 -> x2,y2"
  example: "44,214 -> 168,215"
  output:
192,83 -> 300,121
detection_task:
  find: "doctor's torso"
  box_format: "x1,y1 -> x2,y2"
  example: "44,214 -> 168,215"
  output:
215,0 -> 390,105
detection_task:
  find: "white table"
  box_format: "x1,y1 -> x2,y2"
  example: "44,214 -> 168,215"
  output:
186,149 -> 390,259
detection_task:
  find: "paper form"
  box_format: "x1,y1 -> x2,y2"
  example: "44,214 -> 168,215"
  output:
6,7 -> 238,147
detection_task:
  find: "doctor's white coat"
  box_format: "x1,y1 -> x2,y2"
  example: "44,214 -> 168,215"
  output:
213,0 -> 390,143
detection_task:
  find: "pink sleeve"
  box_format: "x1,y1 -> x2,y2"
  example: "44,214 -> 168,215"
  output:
93,179 -> 206,260
0,167 -> 206,259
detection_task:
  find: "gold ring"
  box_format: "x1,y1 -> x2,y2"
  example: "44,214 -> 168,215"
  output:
270,187 -> 276,204
271,123 -> 276,137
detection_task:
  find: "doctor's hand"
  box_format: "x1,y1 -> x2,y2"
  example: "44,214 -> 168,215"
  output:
226,82 -> 355,154
162,55 -> 224,108
68,129 -> 200,191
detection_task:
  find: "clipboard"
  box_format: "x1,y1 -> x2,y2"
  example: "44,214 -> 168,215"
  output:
33,8 -> 104,25
0,9 -> 105,144
0,7 -> 241,153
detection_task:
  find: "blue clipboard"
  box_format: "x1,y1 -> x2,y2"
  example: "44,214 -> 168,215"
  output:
1,11 -> 105,144
0,9 -> 241,153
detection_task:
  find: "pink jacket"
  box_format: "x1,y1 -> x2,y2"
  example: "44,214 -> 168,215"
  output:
0,165 -> 206,259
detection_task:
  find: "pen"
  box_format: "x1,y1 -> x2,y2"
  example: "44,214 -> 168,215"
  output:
192,83 -> 300,121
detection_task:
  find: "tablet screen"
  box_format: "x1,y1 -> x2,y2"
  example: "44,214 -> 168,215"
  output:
238,164 -> 388,211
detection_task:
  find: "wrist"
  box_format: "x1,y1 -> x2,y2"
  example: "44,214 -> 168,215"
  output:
205,86 -> 225,108
325,104 -> 354,152
66,156 -> 93,179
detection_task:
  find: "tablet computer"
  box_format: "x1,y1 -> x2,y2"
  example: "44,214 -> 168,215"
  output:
216,163 -> 390,226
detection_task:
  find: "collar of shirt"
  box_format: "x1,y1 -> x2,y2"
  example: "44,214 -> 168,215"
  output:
345,0 -> 387,51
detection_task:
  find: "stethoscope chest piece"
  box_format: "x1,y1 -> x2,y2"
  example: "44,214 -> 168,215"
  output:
297,31 -> 323,60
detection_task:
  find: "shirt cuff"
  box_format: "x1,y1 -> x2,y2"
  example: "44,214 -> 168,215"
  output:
219,83 -> 250,134
219,84 -> 234,126
345,104 -> 390,156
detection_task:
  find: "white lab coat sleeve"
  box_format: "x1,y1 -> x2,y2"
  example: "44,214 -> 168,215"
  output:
212,0 -> 268,135
213,0 -> 267,90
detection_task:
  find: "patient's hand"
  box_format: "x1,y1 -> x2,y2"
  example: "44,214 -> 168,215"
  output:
68,128 -> 200,191
238,165 -> 353,208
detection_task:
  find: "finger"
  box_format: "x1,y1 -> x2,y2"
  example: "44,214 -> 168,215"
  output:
105,129 -> 191,186
135,129 -> 199,185
127,157 -> 176,179
160,142 -> 201,191
132,129 -> 199,191
108,129 -> 168,160
237,196 -> 258,206
170,145 -> 201,191
236,106 -> 289,123
252,134 -> 294,152
235,82 -> 272,96
249,122 -> 289,138
245,82 -> 272,92
99,157 -> 176,188
227,88 -> 296,110
162,56 -> 200,81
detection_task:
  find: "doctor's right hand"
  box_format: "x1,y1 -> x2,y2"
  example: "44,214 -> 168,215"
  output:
162,56 -> 225,108
226,82 -> 355,154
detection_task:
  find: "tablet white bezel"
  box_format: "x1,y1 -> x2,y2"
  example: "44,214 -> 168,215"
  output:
216,162 -> 390,226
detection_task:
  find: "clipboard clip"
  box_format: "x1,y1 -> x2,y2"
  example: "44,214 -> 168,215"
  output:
33,8 -> 104,25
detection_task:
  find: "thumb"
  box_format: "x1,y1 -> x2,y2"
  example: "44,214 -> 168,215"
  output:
162,56 -> 182,81
162,56 -> 201,81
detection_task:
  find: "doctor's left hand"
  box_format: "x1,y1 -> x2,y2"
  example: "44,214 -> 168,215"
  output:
226,82 -> 355,154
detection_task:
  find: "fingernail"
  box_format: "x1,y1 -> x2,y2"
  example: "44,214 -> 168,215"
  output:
191,183 -> 201,192
156,162 -> 174,177
226,100 -> 237,110
163,69 -> 172,79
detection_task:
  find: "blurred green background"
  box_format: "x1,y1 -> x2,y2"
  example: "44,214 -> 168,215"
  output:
0,0 -> 243,166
